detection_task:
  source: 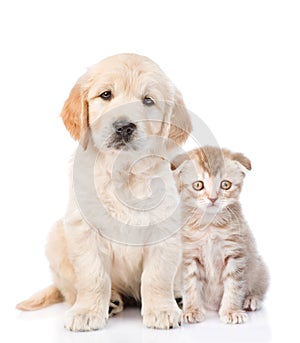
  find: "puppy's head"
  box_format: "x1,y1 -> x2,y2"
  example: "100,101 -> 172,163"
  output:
61,53 -> 192,151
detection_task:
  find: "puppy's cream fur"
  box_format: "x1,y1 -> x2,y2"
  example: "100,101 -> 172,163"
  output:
16,54 -> 192,331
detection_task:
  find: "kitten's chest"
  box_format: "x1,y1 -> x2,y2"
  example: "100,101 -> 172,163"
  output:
197,228 -> 228,280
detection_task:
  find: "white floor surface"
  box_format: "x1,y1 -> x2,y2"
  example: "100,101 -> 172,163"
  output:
10,303 -> 272,343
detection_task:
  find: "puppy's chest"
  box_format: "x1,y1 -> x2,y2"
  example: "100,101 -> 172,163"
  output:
95,165 -> 178,227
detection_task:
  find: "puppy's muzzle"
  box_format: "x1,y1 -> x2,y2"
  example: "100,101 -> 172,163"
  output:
113,120 -> 137,142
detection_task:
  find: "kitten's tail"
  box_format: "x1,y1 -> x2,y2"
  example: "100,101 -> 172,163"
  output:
16,285 -> 64,311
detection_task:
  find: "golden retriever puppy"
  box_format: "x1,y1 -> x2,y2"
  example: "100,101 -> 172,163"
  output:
17,53 -> 192,331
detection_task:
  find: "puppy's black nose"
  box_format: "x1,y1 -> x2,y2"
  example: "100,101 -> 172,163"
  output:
113,120 -> 136,139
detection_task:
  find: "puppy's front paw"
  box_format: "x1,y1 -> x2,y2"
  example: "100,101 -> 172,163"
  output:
184,308 -> 205,323
219,309 -> 248,324
64,307 -> 107,332
143,308 -> 182,329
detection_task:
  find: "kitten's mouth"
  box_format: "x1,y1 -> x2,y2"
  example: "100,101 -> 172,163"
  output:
206,203 -> 220,212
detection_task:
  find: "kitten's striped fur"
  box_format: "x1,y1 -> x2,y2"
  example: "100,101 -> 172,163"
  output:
173,146 -> 269,324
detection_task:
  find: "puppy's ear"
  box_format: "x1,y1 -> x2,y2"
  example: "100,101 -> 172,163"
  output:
60,80 -> 89,148
168,89 -> 192,146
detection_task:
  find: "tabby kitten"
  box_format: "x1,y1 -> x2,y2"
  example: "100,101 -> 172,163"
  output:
172,146 -> 269,324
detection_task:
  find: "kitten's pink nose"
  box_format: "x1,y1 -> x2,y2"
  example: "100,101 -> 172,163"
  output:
208,197 -> 218,205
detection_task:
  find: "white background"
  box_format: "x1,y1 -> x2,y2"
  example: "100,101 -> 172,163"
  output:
1,1 -> 299,342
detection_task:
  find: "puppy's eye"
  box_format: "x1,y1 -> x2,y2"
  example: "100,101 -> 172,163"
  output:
192,181 -> 204,191
143,97 -> 155,106
99,91 -> 112,100
221,180 -> 232,190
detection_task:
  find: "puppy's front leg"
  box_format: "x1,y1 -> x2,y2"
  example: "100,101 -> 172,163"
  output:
141,239 -> 182,329
63,218 -> 111,332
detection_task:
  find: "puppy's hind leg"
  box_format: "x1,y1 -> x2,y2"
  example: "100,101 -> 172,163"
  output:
46,219 -> 77,305
63,217 -> 111,332
174,263 -> 183,309
16,220 -> 76,311
109,289 -> 124,317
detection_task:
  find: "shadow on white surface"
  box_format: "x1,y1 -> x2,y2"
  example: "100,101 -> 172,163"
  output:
14,304 -> 271,343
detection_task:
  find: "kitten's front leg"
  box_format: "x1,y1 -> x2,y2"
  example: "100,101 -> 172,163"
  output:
183,257 -> 206,323
219,256 -> 248,324
63,217 -> 111,332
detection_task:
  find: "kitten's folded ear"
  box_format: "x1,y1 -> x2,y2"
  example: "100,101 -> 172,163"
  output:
231,152 -> 252,171
171,152 -> 191,193
170,152 -> 190,171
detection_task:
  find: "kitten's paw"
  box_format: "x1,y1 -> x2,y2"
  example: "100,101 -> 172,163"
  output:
64,307 -> 107,332
184,309 -> 205,323
143,308 -> 182,329
219,310 -> 248,324
243,296 -> 261,311
109,290 -> 124,317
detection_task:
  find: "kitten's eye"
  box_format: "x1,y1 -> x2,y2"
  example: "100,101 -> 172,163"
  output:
192,181 -> 204,191
143,97 -> 155,106
221,180 -> 232,190
99,91 -> 112,100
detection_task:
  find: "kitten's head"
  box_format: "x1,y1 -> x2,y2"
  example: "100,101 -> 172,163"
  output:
171,146 -> 251,216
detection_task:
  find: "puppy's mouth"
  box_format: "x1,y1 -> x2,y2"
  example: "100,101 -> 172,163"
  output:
106,120 -> 139,151
107,134 -> 136,150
